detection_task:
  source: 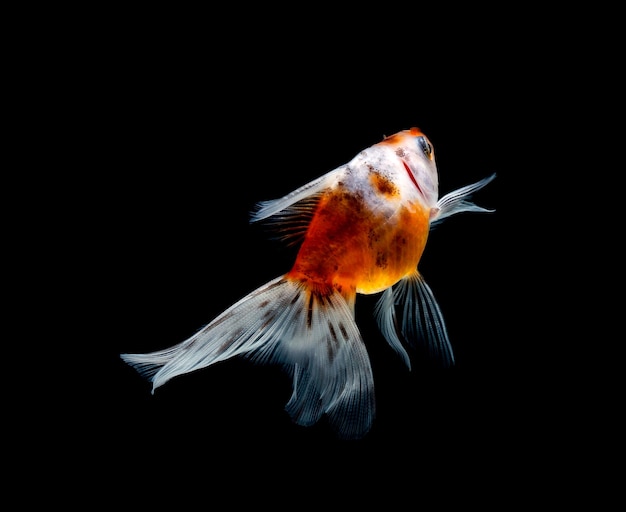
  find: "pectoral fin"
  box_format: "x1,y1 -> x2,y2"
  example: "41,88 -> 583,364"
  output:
430,173 -> 496,227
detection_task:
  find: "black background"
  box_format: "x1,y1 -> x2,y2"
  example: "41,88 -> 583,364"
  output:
56,7 -> 595,507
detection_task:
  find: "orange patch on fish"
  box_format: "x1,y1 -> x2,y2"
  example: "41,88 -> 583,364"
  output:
369,171 -> 399,197
288,187 -> 431,294
380,126 -> 424,146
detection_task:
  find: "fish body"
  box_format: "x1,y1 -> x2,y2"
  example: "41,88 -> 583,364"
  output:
284,129 -> 436,297
121,127 -> 495,439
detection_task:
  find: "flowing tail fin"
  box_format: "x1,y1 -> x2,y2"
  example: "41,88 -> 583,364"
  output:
120,276 -> 375,439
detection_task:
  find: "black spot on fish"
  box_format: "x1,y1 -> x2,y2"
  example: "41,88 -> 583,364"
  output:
376,251 -> 388,268
367,228 -> 380,249
218,328 -> 244,355
306,293 -> 314,328
339,322 -> 348,340
253,279 -> 284,297
328,322 -> 338,344
326,335 -> 336,363
204,310 -> 233,330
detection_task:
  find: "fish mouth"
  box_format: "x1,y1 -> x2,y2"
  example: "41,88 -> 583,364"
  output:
401,160 -> 426,199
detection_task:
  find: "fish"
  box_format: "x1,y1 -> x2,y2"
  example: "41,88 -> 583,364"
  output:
121,127 -> 495,439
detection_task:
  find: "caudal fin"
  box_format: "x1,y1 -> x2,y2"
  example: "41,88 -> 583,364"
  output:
120,276 -> 375,439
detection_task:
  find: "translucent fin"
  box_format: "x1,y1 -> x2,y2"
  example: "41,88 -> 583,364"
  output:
121,275 -> 375,439
374,270 -> 454,368
253,193 -> 323,246
120,276 -> 293,391
281,286 -> 375,438
373,287 -> 412,370
430,173 -> 496,227
250,168 -> 340,222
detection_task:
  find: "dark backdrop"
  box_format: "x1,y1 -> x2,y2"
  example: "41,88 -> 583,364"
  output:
76,9 -> 561,507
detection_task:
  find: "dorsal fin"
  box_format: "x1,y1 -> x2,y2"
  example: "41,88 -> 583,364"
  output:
249,168 -> 340,245
254,192 -> 324,246
250,168 -> 339,222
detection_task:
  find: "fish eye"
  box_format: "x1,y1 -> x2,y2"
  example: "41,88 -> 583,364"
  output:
417,136 -> 433,158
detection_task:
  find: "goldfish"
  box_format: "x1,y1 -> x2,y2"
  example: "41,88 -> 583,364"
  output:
121,127 -> 495,439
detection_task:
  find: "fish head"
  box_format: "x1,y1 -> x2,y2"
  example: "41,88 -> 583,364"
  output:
377,127 -> 439,208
